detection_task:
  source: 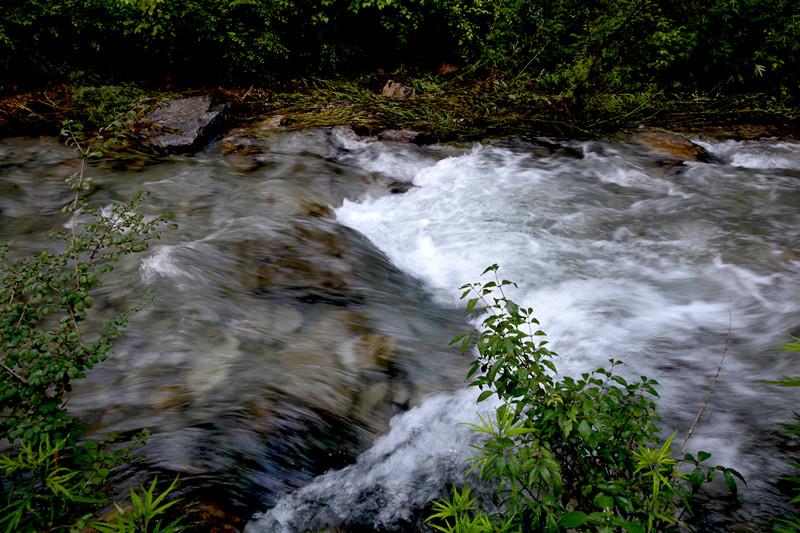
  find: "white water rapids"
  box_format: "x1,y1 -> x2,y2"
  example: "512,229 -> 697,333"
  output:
248,137 -> 800,531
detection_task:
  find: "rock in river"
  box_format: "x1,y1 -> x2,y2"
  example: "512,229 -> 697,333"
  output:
377,129 -> 433,145
632,129 -> 715,164
140,95 -> 227,153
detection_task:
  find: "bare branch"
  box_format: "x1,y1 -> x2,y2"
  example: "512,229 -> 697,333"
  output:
679,314 -> 732,460
0,360 -> 28,384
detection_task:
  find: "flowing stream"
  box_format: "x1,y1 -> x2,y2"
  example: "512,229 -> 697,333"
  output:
1,127 -> 798,530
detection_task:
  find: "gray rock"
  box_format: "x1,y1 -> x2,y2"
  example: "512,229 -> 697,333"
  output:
140,95 -> 226,153
377,129 -> 427,144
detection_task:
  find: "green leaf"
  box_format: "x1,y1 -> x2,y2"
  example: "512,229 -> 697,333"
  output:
460,334 -> 472,353
477,390 -> 493,403
506,300 -> 518,316
593,493 -> 614,509
481,264 -> 499,275
615,496 -> 634,513
558,511 -> 590,528
688,468 -> 704,488
723,469 -> 739,494
621,520 -> 645,533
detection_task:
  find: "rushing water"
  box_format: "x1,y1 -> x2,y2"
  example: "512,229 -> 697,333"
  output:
1,128 -> 798,530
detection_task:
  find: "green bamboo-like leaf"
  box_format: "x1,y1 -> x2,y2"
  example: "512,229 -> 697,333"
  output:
477,390 -> 494,403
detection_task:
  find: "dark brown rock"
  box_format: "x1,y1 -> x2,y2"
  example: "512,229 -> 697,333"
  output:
633,130 -> 715,164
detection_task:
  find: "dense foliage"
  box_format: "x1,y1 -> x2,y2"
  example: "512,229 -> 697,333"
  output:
0,122 -> 183,531
772,337 -> 800,533
428,266 -> 742,532
1,0 -> 798,99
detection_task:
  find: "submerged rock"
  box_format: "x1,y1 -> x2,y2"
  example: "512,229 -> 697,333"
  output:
355,382 -> 390,423
221,131 -> 267,171
139,95 -> 227,153
58,128 -> 468,528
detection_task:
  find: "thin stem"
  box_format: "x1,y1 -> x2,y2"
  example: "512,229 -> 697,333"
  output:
1,360 -> 28,384
676,315 -> 732,472
67,305 -> 84,349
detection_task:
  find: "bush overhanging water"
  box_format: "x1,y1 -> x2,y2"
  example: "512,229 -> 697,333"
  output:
428,265 -> 744,532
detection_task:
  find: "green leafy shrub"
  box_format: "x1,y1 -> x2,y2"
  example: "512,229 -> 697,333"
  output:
0,433 -> 147,532
0,122 -> 172,531
68,85 -> 148,131
1,0 -> 798,99
429,265 -> 743,532
94,477 -> 186,533
770,337 -> 800,533
0,127 -> 166,444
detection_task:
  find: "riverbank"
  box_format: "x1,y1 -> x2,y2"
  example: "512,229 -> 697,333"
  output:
1,76 -> 798,149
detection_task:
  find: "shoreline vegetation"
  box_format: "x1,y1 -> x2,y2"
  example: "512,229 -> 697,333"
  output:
1,0 -> 799,145
1,78 -> 797,147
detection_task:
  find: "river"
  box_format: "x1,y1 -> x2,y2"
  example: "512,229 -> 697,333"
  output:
0,127 -> 798,531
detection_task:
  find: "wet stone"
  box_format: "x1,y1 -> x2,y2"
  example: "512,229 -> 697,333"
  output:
390,383 -> 413,409
220,130 -> 268,171
387,180 -> 415,194
150,385 -> 192,411
351,333 -> 396,370
377,129 -> 429,144
270,305 -> 306,336
632,130 -> 715,164
140,95 -> 227,153
356,382 -> 391,422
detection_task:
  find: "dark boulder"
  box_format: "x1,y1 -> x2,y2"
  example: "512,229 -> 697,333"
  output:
139,95 -> 227,153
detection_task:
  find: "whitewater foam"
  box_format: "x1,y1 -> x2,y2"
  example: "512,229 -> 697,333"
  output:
247,389 -> 496,532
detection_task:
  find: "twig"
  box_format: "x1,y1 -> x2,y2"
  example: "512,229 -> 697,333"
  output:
15,308 -> 25,329
513,41 -> 549,81
1,360 -> 28,384
67,305 -> 85,349
679,314 -> 732,459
